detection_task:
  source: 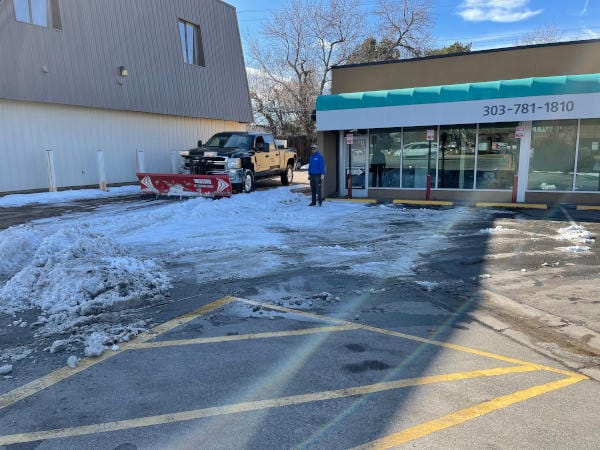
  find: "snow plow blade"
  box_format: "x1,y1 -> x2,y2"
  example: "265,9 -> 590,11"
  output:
136,173 -> 232,198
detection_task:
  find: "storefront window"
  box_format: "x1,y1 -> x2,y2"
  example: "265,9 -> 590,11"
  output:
369,129 -> 401,188
438,125 -> 476,189
576,119 -> 600,192
401,127 -> 437,188
476,123 -> 520,190
529,120 -> 577,191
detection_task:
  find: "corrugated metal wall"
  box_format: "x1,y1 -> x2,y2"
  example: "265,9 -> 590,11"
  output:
0,0 -> 252,122
0,99 -> 246,193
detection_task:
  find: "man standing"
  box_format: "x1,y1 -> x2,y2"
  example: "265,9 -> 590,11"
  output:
308,144 -> 325,206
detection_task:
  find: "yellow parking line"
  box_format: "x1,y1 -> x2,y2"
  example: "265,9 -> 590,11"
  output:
0,365 -> 539,446
326,198 -> 378,203
475,202 -> 547,209
133,325 -> 361,349
0,296 -> 236,411
576,205 -> 600,211
393,200 -> 453,206
353,374 -> 587,449
238,299 -> 584,378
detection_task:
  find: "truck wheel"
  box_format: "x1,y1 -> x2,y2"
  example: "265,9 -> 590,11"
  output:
281,164 -> 294,185
242,170 -> 254,193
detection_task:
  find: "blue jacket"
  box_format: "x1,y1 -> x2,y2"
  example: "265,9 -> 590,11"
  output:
308,151 -> 325,175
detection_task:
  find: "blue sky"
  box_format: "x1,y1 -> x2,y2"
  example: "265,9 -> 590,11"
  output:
228,0 -> 600,51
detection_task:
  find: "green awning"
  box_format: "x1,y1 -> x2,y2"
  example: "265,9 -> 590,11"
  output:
317,73 -> 600,111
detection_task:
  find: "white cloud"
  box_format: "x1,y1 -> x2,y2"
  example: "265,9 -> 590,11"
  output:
458,0 -> 543,23
581,27 -> 600,39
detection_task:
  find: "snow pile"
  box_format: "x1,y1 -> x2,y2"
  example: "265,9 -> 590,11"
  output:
563,246 -> 591,253
0,185 -> 478,362
415,281 -> 439,291
0,225 -> 44,280
556,224 -> 596,244
479,225 -> 509,234
0,226 -> 170,336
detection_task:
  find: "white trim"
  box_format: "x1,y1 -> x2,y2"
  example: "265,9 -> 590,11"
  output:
317,92 -> 600,131
516,122 -> 532,202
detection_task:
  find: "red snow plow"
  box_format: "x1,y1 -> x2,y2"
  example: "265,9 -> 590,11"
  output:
136,173 -> 232,198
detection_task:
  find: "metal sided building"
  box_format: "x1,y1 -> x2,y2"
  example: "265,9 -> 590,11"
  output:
316,39 -> 600,206
0,0 -> 252,194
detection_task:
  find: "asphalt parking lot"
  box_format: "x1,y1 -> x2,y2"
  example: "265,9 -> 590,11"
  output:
0,296 -> 593,449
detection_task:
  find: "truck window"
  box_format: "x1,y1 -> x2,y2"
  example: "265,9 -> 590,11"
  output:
263,135 -> 276,152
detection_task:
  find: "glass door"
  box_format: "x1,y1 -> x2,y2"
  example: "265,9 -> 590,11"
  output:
341,133 -> 368,198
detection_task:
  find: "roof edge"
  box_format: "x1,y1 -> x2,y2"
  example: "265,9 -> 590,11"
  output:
332,38 -> 600,71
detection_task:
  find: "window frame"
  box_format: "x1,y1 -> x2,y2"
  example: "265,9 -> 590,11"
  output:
13,0 -> 61,29
178,18 -> 205,67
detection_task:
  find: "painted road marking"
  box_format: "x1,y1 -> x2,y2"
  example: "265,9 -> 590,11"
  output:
236,299 -> 582,377
475,202 -> 548,209
132,324 -> 362,349
353,374 -> 587,449
393,200 -> 453,206
0,296 -> 588,446
0,296 -> 236,411
0,365 -> 541,446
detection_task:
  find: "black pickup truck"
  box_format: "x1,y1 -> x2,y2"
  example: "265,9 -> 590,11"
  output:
182,132 -> 296,193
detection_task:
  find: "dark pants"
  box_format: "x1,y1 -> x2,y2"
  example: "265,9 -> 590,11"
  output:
371,164 -> 385,187
309,173 -> 323,204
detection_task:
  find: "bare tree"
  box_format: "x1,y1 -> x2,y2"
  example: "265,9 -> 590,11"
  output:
248,0 -> 364,139
374,0 -> 434,58
248,0 -> 434,137
515,23 -> 566,46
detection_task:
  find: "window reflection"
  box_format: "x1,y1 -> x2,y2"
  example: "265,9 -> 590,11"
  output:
31,0 -> 48,26
14,0 -> 30,23
178,19 -> 205,66
529,120 -> 577,191
401,127 -> 437,188
476,123 -> 519,190
438,125 -> 476,189
369,129 -> 401,188
576,119 -> 600,192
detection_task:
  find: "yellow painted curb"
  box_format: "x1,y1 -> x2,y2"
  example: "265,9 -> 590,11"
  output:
392,199 -> 453,206
325,198 -> 377,203
576,205 -> 600,211
476,202 -> 547,210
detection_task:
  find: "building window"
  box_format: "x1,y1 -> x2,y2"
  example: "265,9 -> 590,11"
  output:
438,125 -> 477,189
369,129 -> 401,188
178,19 -> 205,66
13,0 -> 61,29
402,127 -> 439,188
475,123 -> 520,190
529,120 -> 578,191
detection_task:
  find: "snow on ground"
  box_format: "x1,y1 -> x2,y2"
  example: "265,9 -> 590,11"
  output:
0,186 -> 139,207
556,224 -> 596,245
1,186 -> 463,360
3,185 -> 591,364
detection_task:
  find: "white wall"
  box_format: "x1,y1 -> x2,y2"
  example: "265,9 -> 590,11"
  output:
0,99 -> 247,193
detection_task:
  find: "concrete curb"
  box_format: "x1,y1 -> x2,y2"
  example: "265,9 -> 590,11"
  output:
393,199 -> 453,206
468,289 -> 600,378
475,202 -> 548,209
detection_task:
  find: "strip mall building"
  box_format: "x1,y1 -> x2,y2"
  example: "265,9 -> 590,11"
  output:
316,39 -> 600,206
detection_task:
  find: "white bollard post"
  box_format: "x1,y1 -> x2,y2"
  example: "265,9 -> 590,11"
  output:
46,150 -> 57,192
136,149 -> 145,173
97,149 -> 107,191
170,150 -> 180,174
